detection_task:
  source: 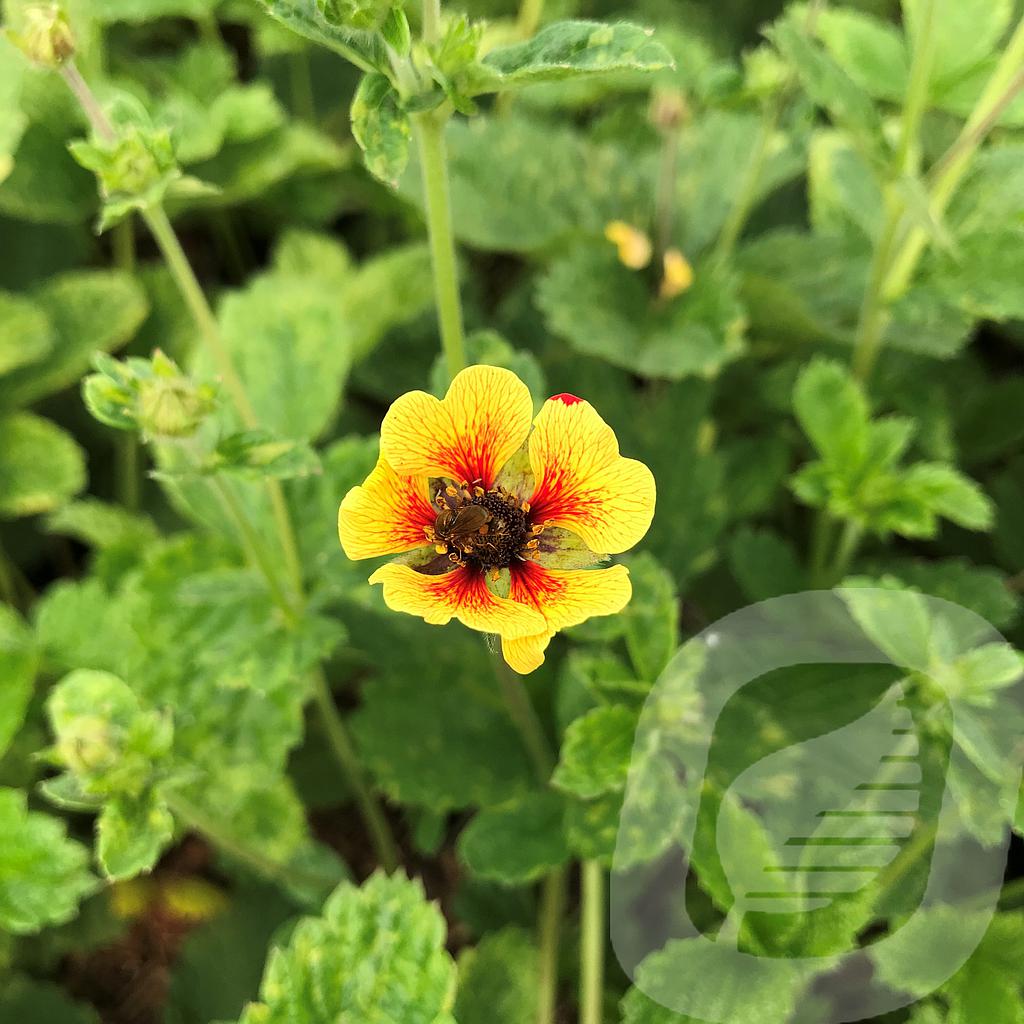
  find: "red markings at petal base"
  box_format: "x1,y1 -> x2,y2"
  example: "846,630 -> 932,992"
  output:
549,393 -> 583,406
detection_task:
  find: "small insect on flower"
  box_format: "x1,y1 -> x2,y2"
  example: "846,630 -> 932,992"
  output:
338,365 -> 657,674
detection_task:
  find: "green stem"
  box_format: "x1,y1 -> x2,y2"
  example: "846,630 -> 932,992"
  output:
289,48 -> 316,121
516,0 -> 545,38
313,671 -> 401,872
653,116 -> 681,258
413,109 -> 466,382
0,537 -> 18,608
206,474 -> 298,623
493,652 -> 554,780
850,189 -> 904,381
713,105 -> 779,263
580,860 -> 605,1024
882,16 -> 1024,304
421,0 -> 442,44
894,0 -> 939,176
112,217 -> 135,273
143,207 -> 305,598
537,867 -> 567,1024
166,793 -> 325,889
829,520 -> 863,584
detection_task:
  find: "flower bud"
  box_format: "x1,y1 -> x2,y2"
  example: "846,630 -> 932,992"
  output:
7,4 -> 75,68
660,248 -> 694,300
136,352 -> 216,439
605,220 -> 653,270
649,87 -> 688,133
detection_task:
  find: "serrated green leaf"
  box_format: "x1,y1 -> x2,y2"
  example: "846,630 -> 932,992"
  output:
479,21 -> 672,92
459,791 -> 570,885
0,270 -> 148,409
351,72 -> 410,186
564,790 -> 621,866
538,245 -> 745,380
0,605 -> 37,759
46,499 -> 159,551
253,0 -> 388,72
0,787 -> 97,934
235,872 -> 456,1024
97,790 -> 175,880
621,553 -> 679,681
729,527 -> 806,603
454,927 -> 540,1024
0,412 -> 86,517
350,607 -> 534,812
813,6 -> 908,101
899,463 -> 994,532
841,580 -> 933,669
793,358 -> 870,470
553,704 -> 637,799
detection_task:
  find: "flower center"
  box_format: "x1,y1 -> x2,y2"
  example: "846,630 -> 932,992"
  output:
425,482 -> 541,573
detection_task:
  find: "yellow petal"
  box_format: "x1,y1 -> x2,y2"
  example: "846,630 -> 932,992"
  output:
528,395 -> 656,554
605,220 -> 653,270
338,457 -> 435,560
380,365 -> 533,488
660,248 -> 694,299
368,563 -> 547,639
501,562 -> 633,674
502,632 -> 553,675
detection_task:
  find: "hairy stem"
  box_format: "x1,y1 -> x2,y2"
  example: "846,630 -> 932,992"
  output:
579,860 -> 606,1024
313,671 -> 400,872
493,652 -> 554,780
421,0 -> 442,44
516,0 -> 545,39
537,867 -> 568,1024
894,0 -> 938,176
414,108 -> 466,382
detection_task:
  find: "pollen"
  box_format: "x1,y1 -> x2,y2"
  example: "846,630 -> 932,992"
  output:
430,483 -> 531,573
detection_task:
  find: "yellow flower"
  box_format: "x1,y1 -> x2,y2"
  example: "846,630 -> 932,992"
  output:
338,365 -> 656,674
659,248 -> 694,300
604,220 -> 653,270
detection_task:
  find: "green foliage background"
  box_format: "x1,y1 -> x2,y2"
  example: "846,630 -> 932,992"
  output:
1,0 -> 1024,1021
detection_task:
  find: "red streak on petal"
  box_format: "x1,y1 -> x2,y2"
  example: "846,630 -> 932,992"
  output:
549,393 -> 583,405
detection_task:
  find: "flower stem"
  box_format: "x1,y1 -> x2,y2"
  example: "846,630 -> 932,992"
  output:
312,670 -> 400,872
413,108 -> 466,382
579,860 -> 605,1024
516,0 -> 545,38
537,867 -> 567,1024
894,0 -> 938,176
421,0 -> 442,44
0,537 -> 19,608
493,652 -> 554,780
166,792 -> 326,890
829,520 -> 863,584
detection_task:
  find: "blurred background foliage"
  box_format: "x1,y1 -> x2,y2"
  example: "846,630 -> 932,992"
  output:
3,0 -> 1024,1021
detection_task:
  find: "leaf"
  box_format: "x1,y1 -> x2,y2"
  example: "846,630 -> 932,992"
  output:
841,581 -> 933,670
620,553 -> 679,681
454,927 -> 540,1024
350,607 -> 535,812
351,72 -> 410,186
538,245 -> 745,380
793,357 -> 869,471
46,499 -> 159,551
0,605 -> 37,759
0,270 -> 148,409
97,790 -> 176,880
932,228 -> 1024,322
253,0 -> 388,72
553,704 -> 638,799
399,115 -> 649,253
770,12 -> 884,158
235,872 -> 456,1024
729,527 -> 806,603
479,21 -> 673,91
856,557 -> 1019,631
621,938 -> 805,1024
0,978 -> 101,1024
0,787 -> 97,934
459,791 -> 570,885
808,129 -> 884,240
206,431 -> 322,480
813,6 -> 908,101
0,412 -> 86,517
214,273 -> 354,440
0,290 -> 52,376
899,463 -> 994,531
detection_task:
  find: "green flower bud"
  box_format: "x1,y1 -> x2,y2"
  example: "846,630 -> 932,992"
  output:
7,4 -> 75,68
137,375 -> 216,439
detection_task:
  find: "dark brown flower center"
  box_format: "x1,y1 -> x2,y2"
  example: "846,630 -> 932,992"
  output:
425,482 -> 540,574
